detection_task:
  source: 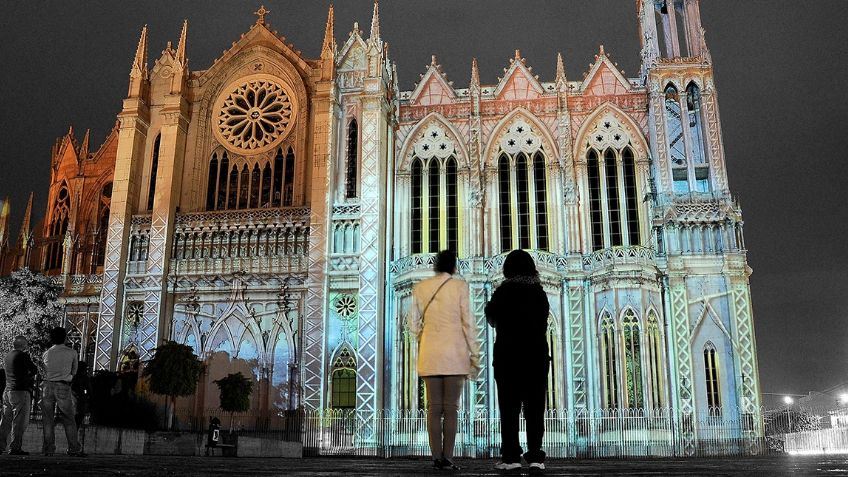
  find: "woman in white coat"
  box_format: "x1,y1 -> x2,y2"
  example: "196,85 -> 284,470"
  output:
407,250 -> 481,470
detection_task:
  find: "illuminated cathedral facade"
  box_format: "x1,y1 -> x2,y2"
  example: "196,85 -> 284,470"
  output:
0,1 -> 763,453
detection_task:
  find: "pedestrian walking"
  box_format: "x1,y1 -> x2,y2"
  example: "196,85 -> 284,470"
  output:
0,336 -> 38,455
407,250 -> 481,470
41,327 -> 85,457
485,250 -> 551,473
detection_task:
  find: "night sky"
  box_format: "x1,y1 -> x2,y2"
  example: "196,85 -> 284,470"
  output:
1,1 -> 845,399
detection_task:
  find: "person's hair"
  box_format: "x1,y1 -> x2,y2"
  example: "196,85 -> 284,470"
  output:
49,326 -> 67,346
12,336 -> 27,350
434,250 -> 457,274
502,249 -> 539,279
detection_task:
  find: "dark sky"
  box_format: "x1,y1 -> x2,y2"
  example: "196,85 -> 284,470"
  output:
1,1 -> 846,398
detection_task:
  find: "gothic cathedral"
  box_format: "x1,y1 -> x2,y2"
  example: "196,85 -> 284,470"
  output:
0,1 -> 762,452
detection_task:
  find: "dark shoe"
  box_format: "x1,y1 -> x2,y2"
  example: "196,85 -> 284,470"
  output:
67,451 -> 87,457
440,458 -> 460,470
433,459 -> 444,469
8,449 -> 29,455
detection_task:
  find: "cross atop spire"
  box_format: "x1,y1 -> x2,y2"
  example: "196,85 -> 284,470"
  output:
254,5 -> 270,25
555,52 -> 566,85
369,0 -> 380,42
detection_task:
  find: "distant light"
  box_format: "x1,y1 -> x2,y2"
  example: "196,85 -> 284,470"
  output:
840,394 -> 848,404
784,396 -> 794,405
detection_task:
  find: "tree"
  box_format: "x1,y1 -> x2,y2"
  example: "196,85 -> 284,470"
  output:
0,268 -> 63,366
214,372 -> 254,432
143,341 -> 202,430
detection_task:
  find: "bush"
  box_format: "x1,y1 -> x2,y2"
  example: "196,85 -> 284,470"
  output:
89,370 -> 158,431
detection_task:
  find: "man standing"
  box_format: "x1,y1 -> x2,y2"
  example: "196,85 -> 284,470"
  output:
0,336 -> 38,455
41,327 -> 85,457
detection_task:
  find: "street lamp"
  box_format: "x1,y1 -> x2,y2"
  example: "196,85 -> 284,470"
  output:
839,394 -> 848,405
783,396 -> 794,405
784,396 -> 794,434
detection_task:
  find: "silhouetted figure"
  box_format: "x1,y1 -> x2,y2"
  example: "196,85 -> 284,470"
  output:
0,336 -> 38,455
41,327 -> 85,457
485,250 -> 551,472
72,361 -> 91,429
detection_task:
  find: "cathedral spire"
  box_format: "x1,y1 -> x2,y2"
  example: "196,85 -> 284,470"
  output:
369,0 -> 380,43
321,4 -> 335,58
80,128 -> 91,159
176,19 -> 188,65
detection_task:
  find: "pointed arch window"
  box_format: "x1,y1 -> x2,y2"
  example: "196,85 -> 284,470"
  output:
345,120 -> 359,199
409,156 -> 459,254
497,152 -> 549,253
93,183 -> 112,269
665,83 -> 712,194
586,146 -> 642,251
147,134 -> 161,211
46,185 -> 71,271
621,309 -> 643,409
546,316 -> 560,410
205,146 -> 296,211
646,311 -> 665,409
331,347 -> 357,409
600,312 -> 619,409
704,342 -> 721,415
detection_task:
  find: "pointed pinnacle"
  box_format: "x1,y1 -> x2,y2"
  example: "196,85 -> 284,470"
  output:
471,57 -> 480,87
599,44 -> 606,56
430,54 -> 438,67
370,0 -> 380,42
176,19 -> 188,63
132,25 -> 149,77
556,52 -> 566,83
514,49 -> 521,60
322,4 -> 335,54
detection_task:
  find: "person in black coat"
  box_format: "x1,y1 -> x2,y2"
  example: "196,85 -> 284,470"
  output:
485,250 -> 550,471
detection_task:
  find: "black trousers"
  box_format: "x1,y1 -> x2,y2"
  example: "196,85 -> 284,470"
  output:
494,361 -> 549,464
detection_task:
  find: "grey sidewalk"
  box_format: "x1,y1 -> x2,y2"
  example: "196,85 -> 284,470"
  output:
0,455 -> 846,476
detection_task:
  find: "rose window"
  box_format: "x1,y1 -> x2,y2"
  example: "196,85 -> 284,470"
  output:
214,75 -> 296,154
334,294 -> 357,319
126,302 -> 144,327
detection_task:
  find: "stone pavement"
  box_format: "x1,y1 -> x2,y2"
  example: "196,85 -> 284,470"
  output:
0,454 -> 846,476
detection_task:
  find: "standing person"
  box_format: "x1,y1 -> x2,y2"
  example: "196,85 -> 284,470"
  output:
485,250 -> 550,473
41,327 -> 85,457
407,250 -> 481,470
0,336 -> 38,455
71,361 -> 91,429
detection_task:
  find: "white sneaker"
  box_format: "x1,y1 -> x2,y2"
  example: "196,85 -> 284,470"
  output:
529,462 -> 546,471
494,461 -> 522,470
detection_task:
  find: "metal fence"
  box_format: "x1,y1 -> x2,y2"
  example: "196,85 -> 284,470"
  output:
300,408 -> 765,458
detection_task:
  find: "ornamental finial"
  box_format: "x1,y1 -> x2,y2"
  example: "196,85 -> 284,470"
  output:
254,5 -> 270,25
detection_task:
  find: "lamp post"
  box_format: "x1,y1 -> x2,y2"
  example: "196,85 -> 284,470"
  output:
784,396 -> 794,434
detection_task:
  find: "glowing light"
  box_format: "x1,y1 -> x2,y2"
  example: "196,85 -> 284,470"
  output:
839,393 -> 848,404
784,396 -> 794,405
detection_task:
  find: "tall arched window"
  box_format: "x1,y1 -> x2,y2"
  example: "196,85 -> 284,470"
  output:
546,316 -> 560,410
587,146 -> 641,251
600,312 -> 618,409
497,152 -> 549,252
205,146 -> 296,210
93,183 -> 112,269
409,156 -> 459,254
331,347 -> 357,409
704,342 -> 721,415
495,120 -> 550,253
664,85 -> 688,194
686,83 -> 710,192
665,83 -> 712,194
147,134 -> 161,211
46,185 -> 71,271
646,311 -> 664,409
345,120 -> 358,199
621,309 -> 643,409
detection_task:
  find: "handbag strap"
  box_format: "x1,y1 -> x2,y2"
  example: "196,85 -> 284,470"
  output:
420,277 -> 452,326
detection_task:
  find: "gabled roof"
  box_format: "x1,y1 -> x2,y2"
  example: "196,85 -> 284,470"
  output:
408,55 -> 456,105
580,45 -> 631,95
493,50 -> 544,100
337,23 -> 367,70
199,18 -> 311,82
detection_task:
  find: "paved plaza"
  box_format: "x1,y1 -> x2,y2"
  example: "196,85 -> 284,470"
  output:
0,455 -> 846,476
